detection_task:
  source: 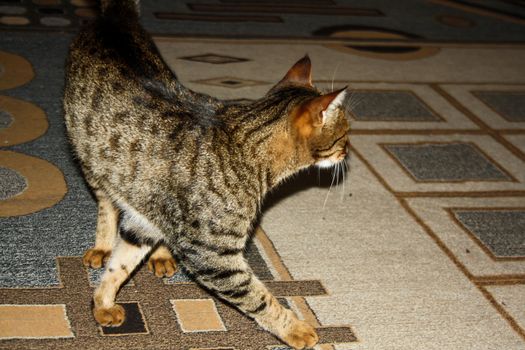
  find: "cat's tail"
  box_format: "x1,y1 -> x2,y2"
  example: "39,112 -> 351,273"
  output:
100,0 -> 140,18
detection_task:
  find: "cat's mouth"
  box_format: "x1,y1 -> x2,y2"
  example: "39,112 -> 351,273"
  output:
315,139 -> 349,168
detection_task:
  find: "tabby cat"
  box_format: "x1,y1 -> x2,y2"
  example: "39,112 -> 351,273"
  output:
63,1 -> 349,348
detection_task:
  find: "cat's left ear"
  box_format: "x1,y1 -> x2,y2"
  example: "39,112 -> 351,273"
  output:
277,55 -> 313,87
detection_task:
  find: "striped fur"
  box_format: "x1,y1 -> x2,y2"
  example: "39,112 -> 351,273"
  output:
63,1 -> 349,348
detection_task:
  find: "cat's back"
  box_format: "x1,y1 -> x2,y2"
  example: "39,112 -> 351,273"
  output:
64,5 -> 169,107
63,4 -> 218,141
62,1 -> 246,219
64,8 -> 188,188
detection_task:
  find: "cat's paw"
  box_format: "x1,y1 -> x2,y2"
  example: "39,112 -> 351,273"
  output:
282,319 -> 319,350
147,256 -> 177,278
93,304 -> 125,327
83,248 -> 111,269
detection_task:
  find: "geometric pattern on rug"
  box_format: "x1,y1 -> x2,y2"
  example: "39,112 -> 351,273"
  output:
401,195 -> 525,342
100,302 -> 148,336
350,133 -> 524,194
178,53 -> 250,65
0,49 -> 67,220
348,90 -> 441,122
452,209 -> 525,258
170,298 -> 226,333
190,76 -> 269,89
472,91 -> 525,123
140,0 -> 525,42
383,142 -> 512,182
0,165 -> 26,200
5,0 -> 525,44
0,110 -> 13,128
0,150 -> 67,218
0,95 -> 48,147
403,196 -> 525,344
319,34 -> 441,62
504,134 -> 525,155
0,257 -> 356,348
406,197 -> 525,275
0,0 -> 97,31
0,50 -> 34,90
484,284 -> 525,332
0,304 -> 74,339
439,85 -> 525,131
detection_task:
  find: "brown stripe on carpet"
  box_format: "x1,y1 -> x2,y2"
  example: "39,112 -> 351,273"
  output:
265,280 -> 328,296
187,3 -> 384,16
154,12 -> 284,23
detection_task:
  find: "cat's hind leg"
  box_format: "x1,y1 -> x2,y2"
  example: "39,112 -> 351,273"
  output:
83,189 -> 119,268
92,235 -> 152,326
147,245 -> 177,277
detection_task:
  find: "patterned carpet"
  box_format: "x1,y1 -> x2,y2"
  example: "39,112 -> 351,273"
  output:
1,1 -> 524,349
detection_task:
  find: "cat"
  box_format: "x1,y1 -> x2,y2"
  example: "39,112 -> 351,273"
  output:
63,0 -> 349,348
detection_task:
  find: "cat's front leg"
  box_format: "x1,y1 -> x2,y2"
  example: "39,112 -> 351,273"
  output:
248,279 -> 319,349
93,236 -> 152,326
252,292 -> 319,349
83,189 -> 119,268
178,245 -> 318,349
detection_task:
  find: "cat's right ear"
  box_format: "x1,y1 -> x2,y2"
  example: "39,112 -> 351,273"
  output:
292,87 -> 347,138
276,55 -> 313,88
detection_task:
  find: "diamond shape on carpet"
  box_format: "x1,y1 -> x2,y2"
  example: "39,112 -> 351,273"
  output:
473,91 -> 525,122
383,142 -> 511,181
453,209 -> 525,258
349,90 -> 441,122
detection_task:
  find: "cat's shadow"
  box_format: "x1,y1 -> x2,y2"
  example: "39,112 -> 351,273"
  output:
261,165 -> 348,213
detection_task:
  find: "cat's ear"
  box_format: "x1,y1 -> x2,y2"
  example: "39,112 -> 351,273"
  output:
277,55 -> 313,87
318,86 -> 348,125
293,87 -> 348,137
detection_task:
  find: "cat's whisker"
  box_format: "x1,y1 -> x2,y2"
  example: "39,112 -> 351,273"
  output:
337,162 -> 343,202
345,95 -> 365,113
344,90 -> 362,108
341,160 -> 346,202
337,163 -> 342,202
330,62 -> 341,92
344,158 -> 349,197
335,162 -> 339,186
322,165 -> 337,211
336,163 -> 342,200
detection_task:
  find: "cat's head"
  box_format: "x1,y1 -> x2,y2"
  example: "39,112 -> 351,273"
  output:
268,56 -> 350,173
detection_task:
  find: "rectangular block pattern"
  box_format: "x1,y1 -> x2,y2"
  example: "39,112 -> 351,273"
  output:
0,304 -> 73,339
171,299 -> 226,333
453,209 -> 525,258
384,142 -> 511,182
101,302 -> 148,335
473,91 -> 525,122
349,91 -> 441,122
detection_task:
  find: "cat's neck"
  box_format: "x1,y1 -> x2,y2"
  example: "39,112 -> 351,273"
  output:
223,100 -> 312,193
